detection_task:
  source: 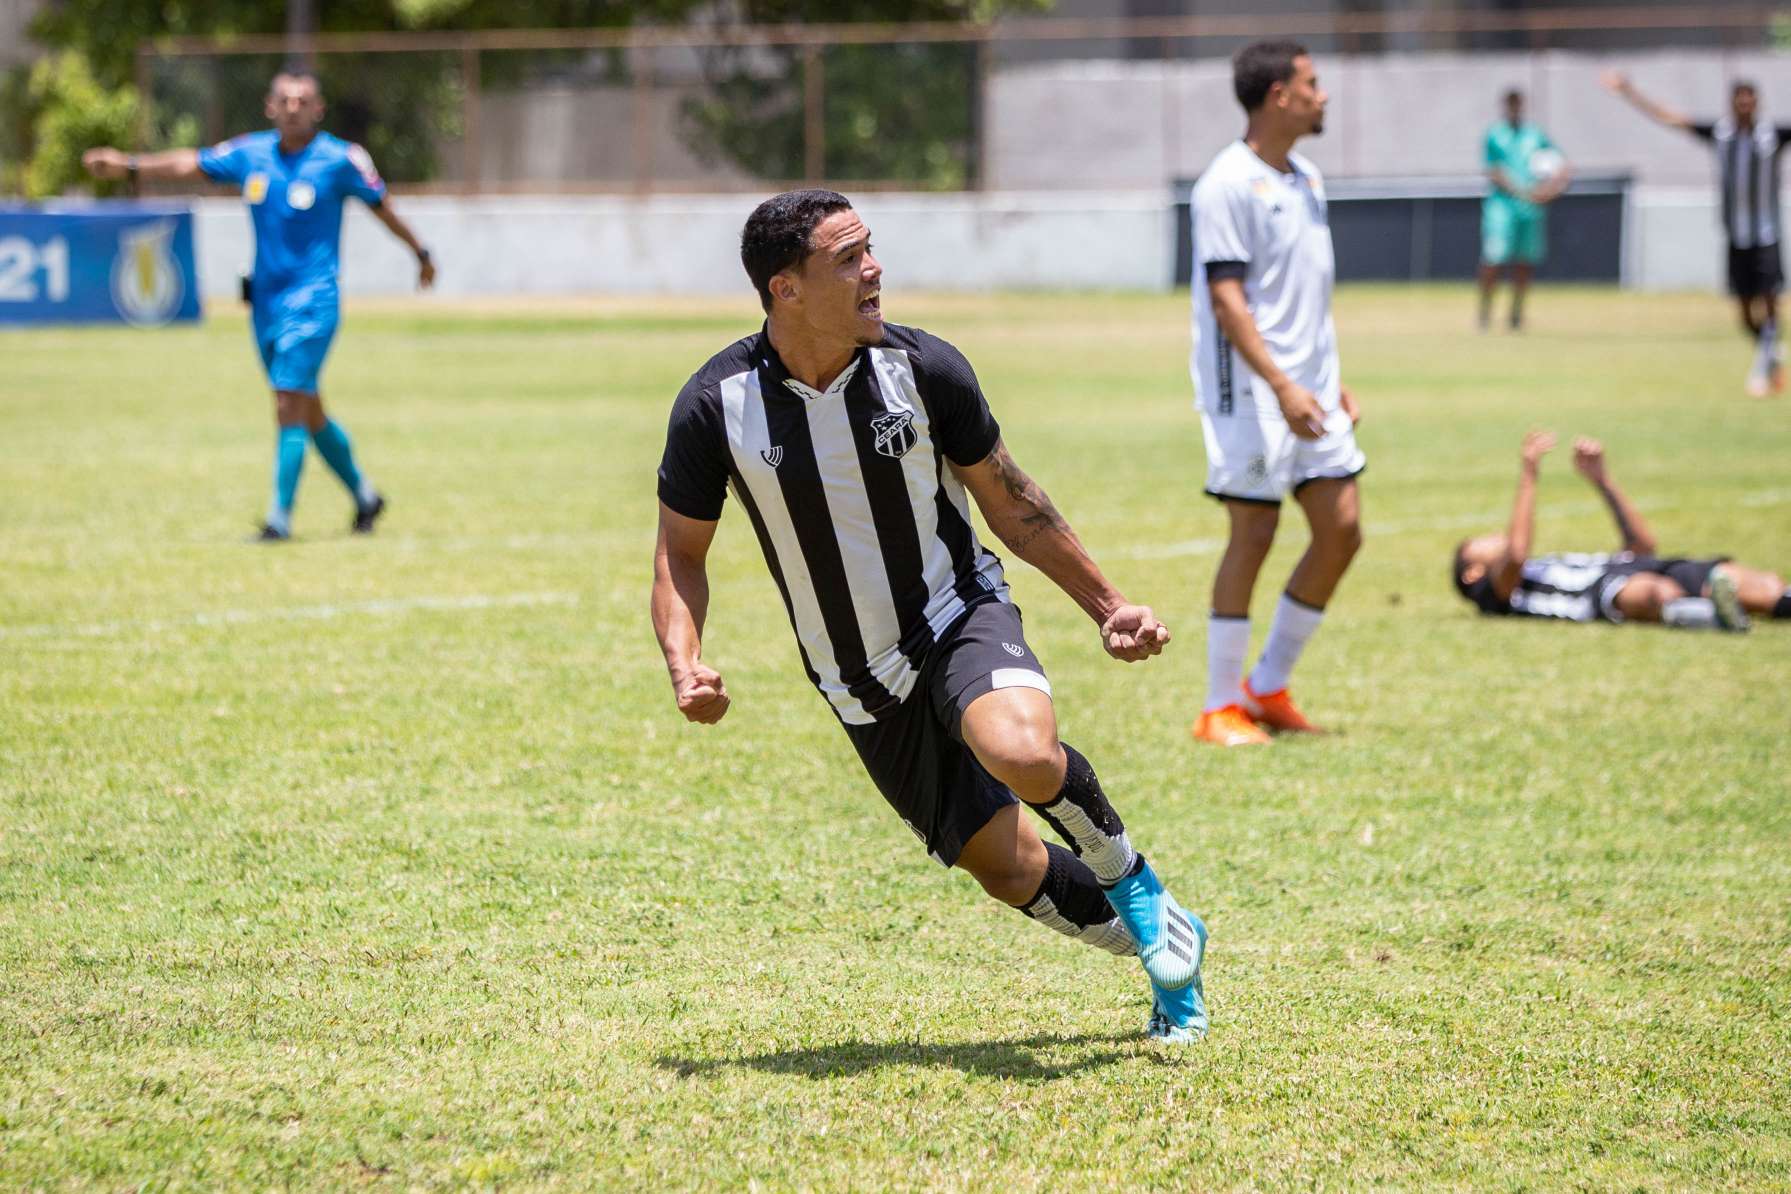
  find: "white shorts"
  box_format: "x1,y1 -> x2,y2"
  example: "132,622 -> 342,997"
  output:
1200,403 -> 1366,505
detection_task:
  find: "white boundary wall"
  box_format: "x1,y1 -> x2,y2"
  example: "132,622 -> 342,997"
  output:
191,188 -> 1739,299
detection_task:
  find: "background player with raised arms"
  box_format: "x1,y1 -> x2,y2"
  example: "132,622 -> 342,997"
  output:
1603,70 -> 1790,397
84,70 -> 436,539
653,189 -> 1210,1042
1187,41 -> 1365,747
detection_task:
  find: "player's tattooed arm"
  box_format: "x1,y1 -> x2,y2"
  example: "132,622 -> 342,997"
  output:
984,442 -> 1072,553
954,441 -> 1170,661
1573,437 -> 1658,555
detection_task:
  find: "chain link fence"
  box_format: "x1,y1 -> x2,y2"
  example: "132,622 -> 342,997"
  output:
136,4 -> 1786,194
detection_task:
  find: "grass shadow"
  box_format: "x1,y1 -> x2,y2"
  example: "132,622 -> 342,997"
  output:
658,1029 -> 1149,1083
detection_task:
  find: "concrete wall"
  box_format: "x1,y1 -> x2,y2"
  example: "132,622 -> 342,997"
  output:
189,186 -> 1732,299
0,0 -> 41,67
987,47 -> 1791,191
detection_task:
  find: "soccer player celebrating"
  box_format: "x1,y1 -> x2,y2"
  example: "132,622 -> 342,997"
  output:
1603,70 -> 1789,397
653,189 -> 1210,1042
84,70 -> 435,539
1478,88 -> 1571,332
1452,432 -> 1788,631
1187,42 -> 1364,748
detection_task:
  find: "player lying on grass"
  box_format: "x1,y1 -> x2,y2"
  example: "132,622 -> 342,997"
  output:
85,70 -> 434,540
1452,432 -> 1788,630
653,189 -> 1209,1042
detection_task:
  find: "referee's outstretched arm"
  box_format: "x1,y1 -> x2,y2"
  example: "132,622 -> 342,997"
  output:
952,440 -> 1170,664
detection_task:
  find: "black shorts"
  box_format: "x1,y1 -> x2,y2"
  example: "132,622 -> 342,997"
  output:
841,599 -> 1051,868
1727,243 -> 1783,298
1599,555 -> 1730,620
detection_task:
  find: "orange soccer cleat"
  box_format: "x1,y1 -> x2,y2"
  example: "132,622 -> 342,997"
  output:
1191,704 -> 1271,747
1241,681 -> 1323,734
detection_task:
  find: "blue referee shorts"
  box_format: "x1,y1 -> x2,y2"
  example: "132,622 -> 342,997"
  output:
252,284 -> 339,395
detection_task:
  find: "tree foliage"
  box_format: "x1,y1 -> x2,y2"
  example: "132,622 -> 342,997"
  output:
5,0 -> 1051,196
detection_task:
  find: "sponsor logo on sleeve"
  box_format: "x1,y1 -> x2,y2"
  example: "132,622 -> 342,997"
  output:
347,143 -> 384,190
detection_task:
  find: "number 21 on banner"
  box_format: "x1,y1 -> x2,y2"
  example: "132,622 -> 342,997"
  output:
0,236 -> 71,302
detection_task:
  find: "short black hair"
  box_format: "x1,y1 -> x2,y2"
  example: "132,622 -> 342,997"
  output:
1504,88 -> 1524,106
740,189 -> 853,313
270,68 -> 322,95
1451,539 -> 1474,599
1733,79 -> 1759,99
1233,40 -> 1309,112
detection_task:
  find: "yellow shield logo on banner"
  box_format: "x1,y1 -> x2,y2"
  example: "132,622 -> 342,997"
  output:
110,220 -> 184,327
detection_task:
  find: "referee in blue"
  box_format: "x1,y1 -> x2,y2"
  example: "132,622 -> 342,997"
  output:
85,70 -> 436,538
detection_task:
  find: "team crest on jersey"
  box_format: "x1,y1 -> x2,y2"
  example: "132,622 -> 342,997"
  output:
871,410 -> 917,459
244,173 -> 269,205
110,219 -> 184,327
286,180 -> 316,211
761,446 -> 783,468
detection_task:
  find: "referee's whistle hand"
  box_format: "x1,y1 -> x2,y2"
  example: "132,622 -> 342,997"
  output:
675,664 -> 731,724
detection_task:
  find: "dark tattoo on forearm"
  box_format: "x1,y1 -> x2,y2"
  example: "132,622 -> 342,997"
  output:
1598,483 -> 1641,547
989,445 -> 1071,552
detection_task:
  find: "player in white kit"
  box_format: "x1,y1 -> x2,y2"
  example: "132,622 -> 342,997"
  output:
1188,42 -> 1365,747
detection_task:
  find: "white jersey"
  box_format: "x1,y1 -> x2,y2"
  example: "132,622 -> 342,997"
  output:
1189,140 -> 1339,417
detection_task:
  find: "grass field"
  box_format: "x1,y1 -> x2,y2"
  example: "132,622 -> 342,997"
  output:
3,285 -> 1789,1190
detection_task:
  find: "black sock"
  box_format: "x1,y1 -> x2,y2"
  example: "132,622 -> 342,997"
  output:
1018,843 -> 1135,956
1775,589 -> 1791,619
1030,743 -> 1136,885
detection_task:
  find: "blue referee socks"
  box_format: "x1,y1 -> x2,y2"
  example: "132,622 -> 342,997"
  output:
311,419 -> 375,509
267,424 -> 308,535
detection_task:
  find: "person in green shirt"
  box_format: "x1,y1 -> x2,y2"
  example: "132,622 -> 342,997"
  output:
1478,89 -> 1571,331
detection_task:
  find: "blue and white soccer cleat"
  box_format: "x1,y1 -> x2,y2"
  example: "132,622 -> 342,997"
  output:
1147,941 -> 1209,1044
1104,855 -> 1205,991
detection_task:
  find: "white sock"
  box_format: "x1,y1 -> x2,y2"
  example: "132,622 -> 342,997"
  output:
265,504 -> 291,535
1754,318 -> 1778,377
1247,593 -> 1326,697
1206,615 -> 1250,712
1662,597 -> 1718,629
356,476 -> 377,506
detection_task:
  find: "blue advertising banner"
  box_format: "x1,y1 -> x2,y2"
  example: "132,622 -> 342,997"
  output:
0,203 -> 202,328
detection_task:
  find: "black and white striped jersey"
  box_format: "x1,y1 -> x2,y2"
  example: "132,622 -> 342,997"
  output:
1460,552 -> 1633,623
658,323 -> 1009,725
1691,117 -> 1791,249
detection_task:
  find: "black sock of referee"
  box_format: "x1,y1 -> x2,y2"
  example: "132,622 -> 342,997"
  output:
1018,843 -> 1136,957
1775,586 -> 1791,619
1029,743 -> 1137,886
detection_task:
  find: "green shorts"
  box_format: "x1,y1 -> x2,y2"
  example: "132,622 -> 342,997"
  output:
1482,199 -> 1546,266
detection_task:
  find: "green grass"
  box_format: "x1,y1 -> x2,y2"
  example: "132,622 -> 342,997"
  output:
3,285 -> 1789,1190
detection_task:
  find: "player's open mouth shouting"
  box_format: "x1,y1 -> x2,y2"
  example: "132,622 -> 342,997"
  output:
859,286 -> 881,322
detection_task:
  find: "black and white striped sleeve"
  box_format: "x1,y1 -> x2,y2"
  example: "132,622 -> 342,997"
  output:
911,331 -> 1002,466
657,379 -> 730,521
